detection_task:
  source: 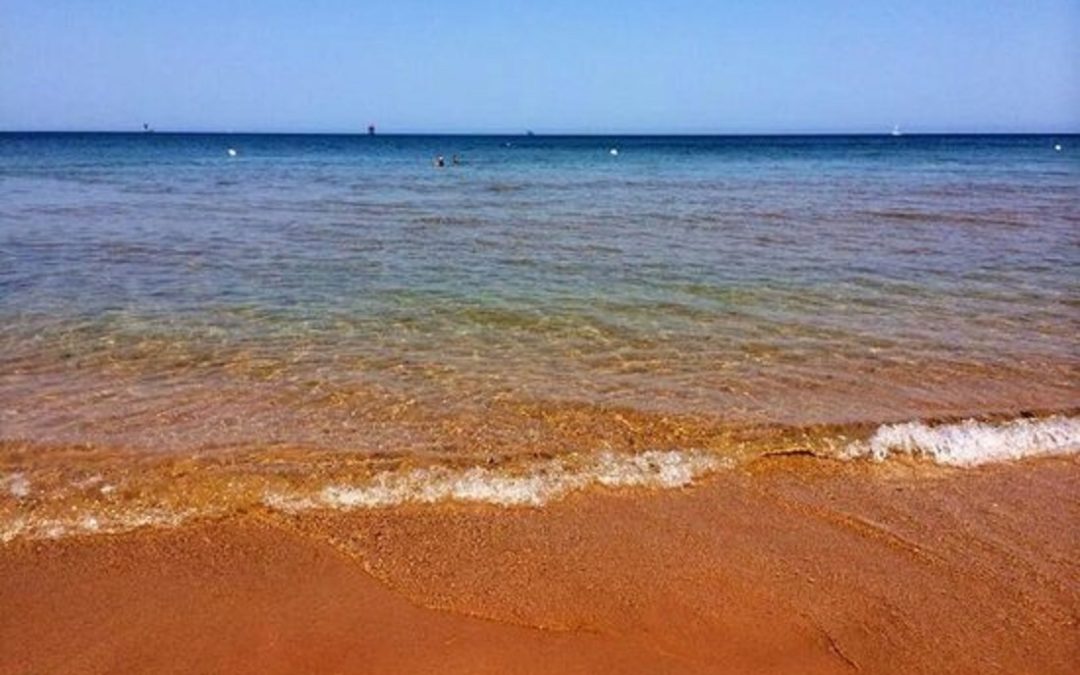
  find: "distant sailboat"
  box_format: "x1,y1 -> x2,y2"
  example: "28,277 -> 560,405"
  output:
890,125 -> 903,137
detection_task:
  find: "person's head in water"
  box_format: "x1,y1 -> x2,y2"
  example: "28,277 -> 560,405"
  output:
451,154 -> 461,165
434,155 -> 445,168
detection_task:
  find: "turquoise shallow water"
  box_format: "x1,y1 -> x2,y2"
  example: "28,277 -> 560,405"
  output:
0,133 -> 1077,454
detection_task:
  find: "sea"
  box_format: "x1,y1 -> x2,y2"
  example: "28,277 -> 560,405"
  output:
1,133 -> 1077,539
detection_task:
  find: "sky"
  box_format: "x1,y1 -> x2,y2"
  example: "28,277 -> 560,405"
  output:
1,0 -> 1077,134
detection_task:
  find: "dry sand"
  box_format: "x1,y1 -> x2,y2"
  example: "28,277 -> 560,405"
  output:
2,455 -> 1077,674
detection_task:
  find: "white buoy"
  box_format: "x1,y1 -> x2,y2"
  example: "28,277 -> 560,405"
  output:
227,148 -> 237,157
609,148 -> 619,156
1054,144 -> 1062,152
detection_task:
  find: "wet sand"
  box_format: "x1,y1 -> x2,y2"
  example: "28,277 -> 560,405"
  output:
2,455 -> 1077,674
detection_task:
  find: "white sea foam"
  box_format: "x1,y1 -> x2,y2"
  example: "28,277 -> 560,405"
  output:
2,451 -> 724,543
267,449 -> 728,512
6,416 -> 1076,544
844,415 -> 1080,466
0,507 -> 197,544
2,473 -> 31,499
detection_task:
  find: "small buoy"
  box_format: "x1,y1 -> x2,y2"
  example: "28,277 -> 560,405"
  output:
227,148 -> 237,157
1054,144 -> 1062,152
609,148 -> 619,156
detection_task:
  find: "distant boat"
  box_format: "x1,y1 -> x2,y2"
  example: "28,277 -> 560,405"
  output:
526,130 -> 535,137
367,124 -> 376,136
142,122 -> 154,134
890,125 -> 903,137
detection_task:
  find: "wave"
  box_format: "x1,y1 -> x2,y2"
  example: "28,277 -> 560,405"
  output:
842,415 -> 1080,466
265,450 -> 728,512
1,507 -> 199,543
3,414 -> 1078,543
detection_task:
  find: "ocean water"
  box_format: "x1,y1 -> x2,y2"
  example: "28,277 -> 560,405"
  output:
1,133 -> 1078,538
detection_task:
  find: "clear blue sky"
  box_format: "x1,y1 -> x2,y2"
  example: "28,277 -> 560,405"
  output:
1,0 -> 1077,133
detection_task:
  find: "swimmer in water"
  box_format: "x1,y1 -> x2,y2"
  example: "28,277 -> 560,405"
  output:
451,154 -> 461,166
433,155 -> 445,168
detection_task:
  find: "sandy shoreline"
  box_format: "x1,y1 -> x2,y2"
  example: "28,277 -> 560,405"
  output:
2,455 -> 1077,674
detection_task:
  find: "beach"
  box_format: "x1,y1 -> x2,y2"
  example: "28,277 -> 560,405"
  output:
1,133 -> 1077,672
3,453 -> 1077,674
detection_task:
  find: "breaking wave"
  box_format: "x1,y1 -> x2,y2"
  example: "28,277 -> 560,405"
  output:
1,450 -> 727,542
843,415 -> 1080,466
265,450 -> 728,511
4,414 -> 1078,543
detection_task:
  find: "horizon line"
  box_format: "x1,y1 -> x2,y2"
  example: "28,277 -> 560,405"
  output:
2,129 -> 1078,137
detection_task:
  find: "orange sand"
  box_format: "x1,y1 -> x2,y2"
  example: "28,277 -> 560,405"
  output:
2,455 -> 1077,674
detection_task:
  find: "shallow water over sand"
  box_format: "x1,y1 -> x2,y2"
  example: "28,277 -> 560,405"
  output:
1,134 -> 1078,538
